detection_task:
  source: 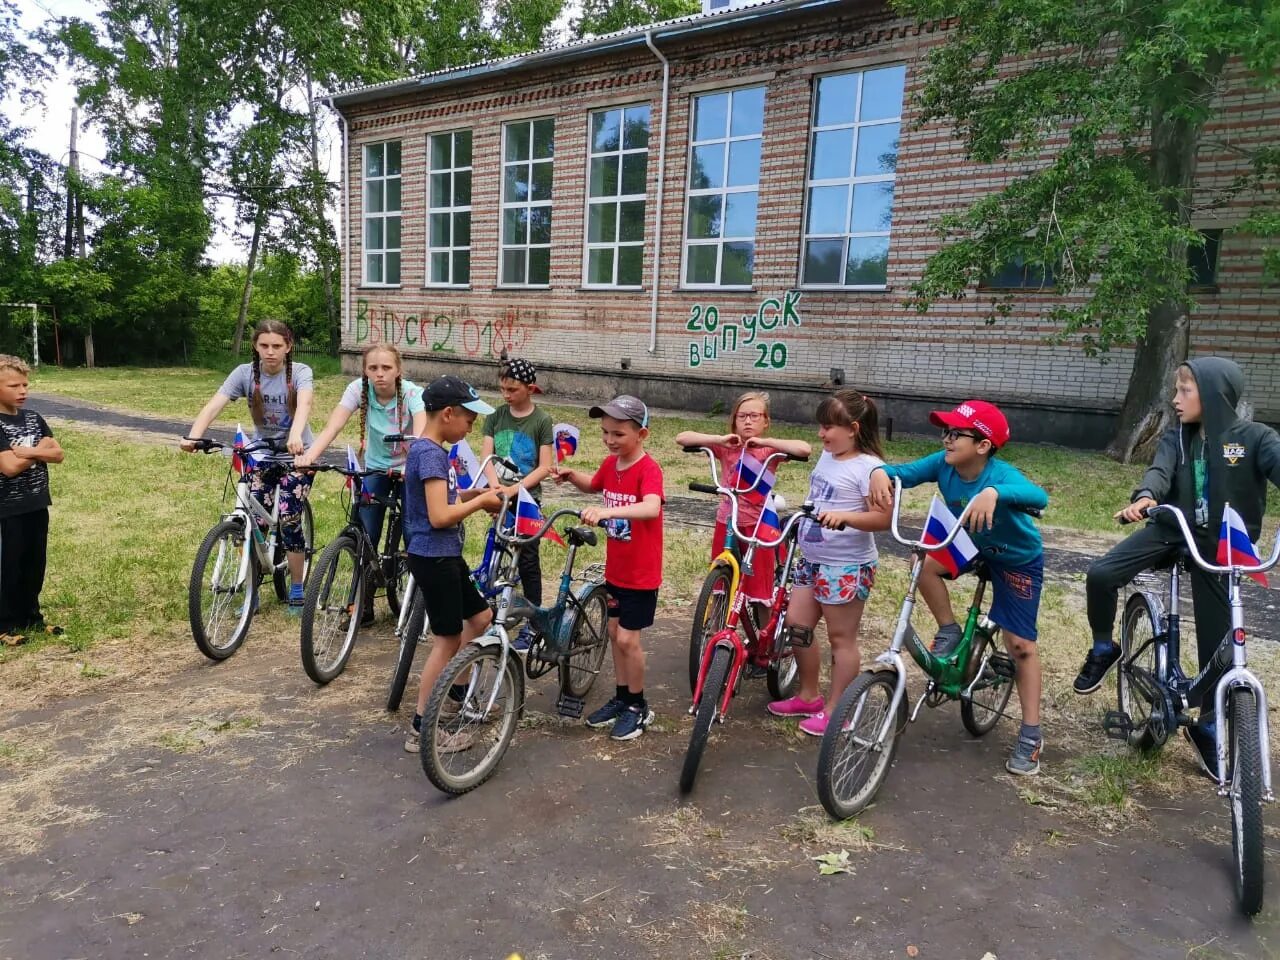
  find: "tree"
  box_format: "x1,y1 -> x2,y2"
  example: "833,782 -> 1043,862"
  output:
572,0 -> 700,39
897,0 -> 1279,460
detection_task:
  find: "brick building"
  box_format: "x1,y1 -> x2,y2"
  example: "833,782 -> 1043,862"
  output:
327,0 -> 1278,447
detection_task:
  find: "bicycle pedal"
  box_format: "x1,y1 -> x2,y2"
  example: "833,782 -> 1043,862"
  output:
556,692 -> 586,720
1102,710 -> 1133,740
988,652 -> 1016,679
743,665 -> 768,680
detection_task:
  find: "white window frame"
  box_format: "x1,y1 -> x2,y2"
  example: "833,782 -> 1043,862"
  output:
800,65 -> 905,291
680,85 -> 766,290
583,104 -> 650,289
425,129 -> 473,289
499,117 -> 555,288
362,140 -> 402,287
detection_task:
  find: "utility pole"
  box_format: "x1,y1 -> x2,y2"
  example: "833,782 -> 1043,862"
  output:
65,104 -> 94,367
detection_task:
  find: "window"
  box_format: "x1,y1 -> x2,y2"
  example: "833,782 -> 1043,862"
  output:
501,117 -> 555,286
683,86 -> 765,287
585,105 -> 650,288
980,258 -> 1055,290
426,130 -> 472,287
363,141 -> 402,285
1189,229 -> 1222,288
801,65 -> 906,288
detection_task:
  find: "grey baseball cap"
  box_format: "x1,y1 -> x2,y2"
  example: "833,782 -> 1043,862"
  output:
588,394 -> 649,428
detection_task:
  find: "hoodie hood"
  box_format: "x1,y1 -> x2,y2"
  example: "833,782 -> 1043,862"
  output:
1182,357 -> 1245,446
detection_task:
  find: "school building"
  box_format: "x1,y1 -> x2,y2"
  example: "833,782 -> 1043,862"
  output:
326,0 -> 1279,447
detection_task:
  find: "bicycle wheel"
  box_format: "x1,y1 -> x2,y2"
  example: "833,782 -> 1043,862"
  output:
382,516 -> 409,615
766,621 -> 799,701
689,562 -> 733,695
1118,593 -> 1160,750
299,534 -> 364,684
387,588 -> 427,712
420,643 -> 524,795
559,584 -> 609,699
1229,688 -> 1264,915
817,669 -> 905,820
680,644 -> 734,795
273,500 -> 315,601
189,518 -> 258,661
960,626 -> 1015,737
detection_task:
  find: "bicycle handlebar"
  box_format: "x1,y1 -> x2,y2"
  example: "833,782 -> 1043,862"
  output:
888,475 -> 976,552
684,445 -> 814,547
1135,503 -> 1280,576
183,435 -> 291,459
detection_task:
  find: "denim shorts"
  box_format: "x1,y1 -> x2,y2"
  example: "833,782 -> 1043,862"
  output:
793,558 -> 877,605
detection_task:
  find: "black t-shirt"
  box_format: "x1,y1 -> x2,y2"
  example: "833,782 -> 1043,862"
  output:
0,409 -> 53,518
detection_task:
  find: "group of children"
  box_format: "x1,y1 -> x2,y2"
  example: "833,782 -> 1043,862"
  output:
6,317 -> 1277,784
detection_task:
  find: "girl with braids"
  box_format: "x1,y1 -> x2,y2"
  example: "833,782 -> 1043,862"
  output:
182,320 -> 316,612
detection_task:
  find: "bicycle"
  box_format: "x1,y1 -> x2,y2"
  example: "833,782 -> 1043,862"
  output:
815,476 -> 1037,819
679,445 -> 815,794
184,436 -> 315,661
1103,502 -> 1279,915
418,502 -> 609,796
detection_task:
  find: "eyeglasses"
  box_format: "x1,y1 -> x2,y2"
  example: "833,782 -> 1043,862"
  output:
736,411 -> 766,422
942,428 -> 985,443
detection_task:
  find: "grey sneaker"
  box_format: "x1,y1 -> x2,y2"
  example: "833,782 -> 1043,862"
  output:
403,726 -> 421,753
1005,735 -> 1043,776
931,623 -> 963,659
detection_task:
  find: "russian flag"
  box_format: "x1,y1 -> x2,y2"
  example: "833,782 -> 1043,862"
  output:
756,494 -> 782,541
921,495 -> 979,578
515,486 -> 564,546
733,450 -> 776,498
231,423 -> 248,474
449,438 -> 487,490
1217,504 -> 1269,586
345,445 -> 368,500
554,423 -> 580,463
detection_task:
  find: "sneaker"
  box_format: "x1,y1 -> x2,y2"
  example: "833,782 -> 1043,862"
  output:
931,623 -> 963,659
286,584 -> 305,618
0,632 -> 27,647
1005,735 -> 1043,776
610,704 -> 654,741
585,696 -> 627,729
767,695 -> 824,718
1184,723 -> 1220,783
435,728 -> 476,754
403,727 -> 421,753
798,712 -> 829,737
1072,645 -> 1121,695
512,625 -> 537,653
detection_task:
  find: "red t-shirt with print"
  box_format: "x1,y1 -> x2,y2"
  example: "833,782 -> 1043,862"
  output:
590,453 -> 665,590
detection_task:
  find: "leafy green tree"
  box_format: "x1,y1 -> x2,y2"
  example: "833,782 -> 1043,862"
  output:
573,0 -> 700,38
897,0 -> 1279,460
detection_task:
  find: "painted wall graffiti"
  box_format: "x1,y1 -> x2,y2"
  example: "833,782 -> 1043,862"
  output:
686,291 -> 802,370
354,300 -> 537,358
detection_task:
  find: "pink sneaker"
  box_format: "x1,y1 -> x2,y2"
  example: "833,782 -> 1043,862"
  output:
767,696 -> 823,718
798,712 -> 829,737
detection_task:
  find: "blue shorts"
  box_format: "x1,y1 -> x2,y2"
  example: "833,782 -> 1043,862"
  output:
958,555 -> 1043,642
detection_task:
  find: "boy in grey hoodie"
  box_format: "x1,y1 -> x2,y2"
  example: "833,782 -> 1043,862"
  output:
1073,357 -> 1280,776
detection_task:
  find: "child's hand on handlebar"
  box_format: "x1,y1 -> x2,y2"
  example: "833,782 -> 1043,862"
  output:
817,510 -> 851,530
293,450 -> 316,469
965,487 -> 999,532
868,469 -> 893,510
580,506 -> 612,526
476,489 -> 504,514
179,438 -> 197,453
1115,496 -> 1156,524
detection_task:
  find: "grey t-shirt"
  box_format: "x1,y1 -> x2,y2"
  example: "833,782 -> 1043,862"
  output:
218,362 -> 314,444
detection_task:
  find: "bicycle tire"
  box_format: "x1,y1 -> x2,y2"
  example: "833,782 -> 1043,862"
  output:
960,626 -> 1015,737
680,644 -> 733,795
689,562 -> 733,695
387,588 -> 426,712
766,637 -> 799,701
1118,593 -> 1160,751
189,518 -> 257,661
817,669 -> 904,820
420,643 -> 524,795
299,535 -> 364,684
383,516 -> 408,615
559,584 -> 609,699
273,499 -> 315,602
1229,688 -> 1265,915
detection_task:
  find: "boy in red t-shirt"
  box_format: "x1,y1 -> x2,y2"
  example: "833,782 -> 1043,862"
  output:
554,394 -> 664,740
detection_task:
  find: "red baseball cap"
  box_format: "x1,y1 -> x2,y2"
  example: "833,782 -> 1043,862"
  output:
929,400 -> 1010,448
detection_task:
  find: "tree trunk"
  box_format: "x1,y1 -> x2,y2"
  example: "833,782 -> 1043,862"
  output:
306,71 -> 340,355
231,208 -> 266,356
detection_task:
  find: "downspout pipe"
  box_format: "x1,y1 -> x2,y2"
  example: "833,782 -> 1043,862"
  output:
325,98 -> 351,352
644,30 -> 670,356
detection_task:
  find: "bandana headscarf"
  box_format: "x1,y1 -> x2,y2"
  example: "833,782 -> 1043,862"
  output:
500,357 -> 542,393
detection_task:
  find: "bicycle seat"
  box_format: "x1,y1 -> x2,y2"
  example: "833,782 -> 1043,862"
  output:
566,526 -> 598,547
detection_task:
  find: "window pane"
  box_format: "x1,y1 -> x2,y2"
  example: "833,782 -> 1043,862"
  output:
729,87 -> 765,137
807,185 -> 848,235
854,123 -> 899,176
693,93 -> 728,141
455,130 -> 472,167
690,143 -> 725,189
618,245 -> 643,286
365,144 -> 383,177
503,207 -> 528,245
619,200 -> 645,242
430,252 -> 449,283
531,161 -> 553,202
430,173 -> 449,208
385,178 -> 401,212
621,153 -> 647,195
587,248 -> 614,285
623,106 -> 650,149
366,253 -> 382,284
429,213 -> 451,248
860,65 -> 906,122
366,180 -> 383,214
592,109 -> 621,153
502,250 -> 525,284
504,165 -> 529,202
811,128 -> 853,180
850,182 -> 894,232
590,156 -> 619,197
454,211 -> 470,247
529,247 -> 550,284
846,236 -> 889,285
455,250 -> 470,285
722,241 -> 754,284
816,74 -> 858,127
454,170 -> 472,206
686,244 -> 718,284
385,142 -> 401,176
385,251 -> 401,284
532,118 -> 554,159
803,239 -> 844,284
430,134 -> 451,170
723,192 -> 757,239
687,195 -> 723,239
529,206 -> 552,245
506,123 -> 530,162
588,202 -> 617,243
365,217 -> 383,250
726,139 -> 760,187
385,216 -> 401,250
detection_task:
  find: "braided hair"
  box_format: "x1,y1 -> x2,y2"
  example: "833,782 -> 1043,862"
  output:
358,344 -> 406,456
249,319 -> 297,428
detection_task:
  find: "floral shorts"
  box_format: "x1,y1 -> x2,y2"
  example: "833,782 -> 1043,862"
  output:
793,558 -> 877,606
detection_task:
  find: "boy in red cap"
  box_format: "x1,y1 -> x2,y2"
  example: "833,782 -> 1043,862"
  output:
868,400 -> 1049,775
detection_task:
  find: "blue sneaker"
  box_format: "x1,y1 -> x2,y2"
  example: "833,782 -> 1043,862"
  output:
512,625 -> 537,653
610,704 -> 654,741
585,697 -> 627,729
286,583 -> 304,617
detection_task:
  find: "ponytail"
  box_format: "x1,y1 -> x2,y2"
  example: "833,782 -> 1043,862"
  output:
816,388 -> 883,459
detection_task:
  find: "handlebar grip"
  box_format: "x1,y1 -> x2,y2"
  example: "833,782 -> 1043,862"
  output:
500,457 -> 520,474
1117,506 -> 1152,526
786,454 -> 810,463
681,445 -> 709,455
383,433 -> 408,444
689,482 -> 720,495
